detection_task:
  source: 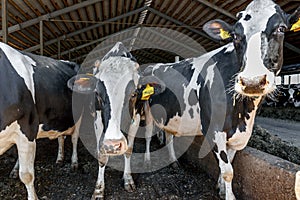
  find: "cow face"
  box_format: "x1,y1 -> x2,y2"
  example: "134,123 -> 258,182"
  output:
204,0 -> 300,97
68,42 -> 164,156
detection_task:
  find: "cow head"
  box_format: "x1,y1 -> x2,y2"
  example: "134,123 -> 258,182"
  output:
204,0 -> 300,97
68,42 -> 164,156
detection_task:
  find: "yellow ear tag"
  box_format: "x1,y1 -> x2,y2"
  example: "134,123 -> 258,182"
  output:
141,84 -> 154,100
291,18 -> 300,32
220,28 -> 231,39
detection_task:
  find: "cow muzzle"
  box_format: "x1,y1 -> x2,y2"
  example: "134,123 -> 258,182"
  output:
100,137 -> 128,156
235,74 -> 272,96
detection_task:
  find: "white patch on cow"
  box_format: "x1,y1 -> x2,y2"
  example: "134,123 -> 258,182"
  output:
227,97 -> 261,150
155,112 -> 202,137
0,121 -> 37,199
36,124 -> 75,139
204,64 -> 215,89
0,43 -> 36,103
0,121 -> 21,155
225,43 -> 234,53
239,0 -> 277,40
236,33 -> 276,95
94,56 -> 138,141
94,111 -> 104,149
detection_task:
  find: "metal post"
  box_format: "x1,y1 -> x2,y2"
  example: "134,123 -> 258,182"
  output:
40,20 -> 44,55
2,0 -> 8,43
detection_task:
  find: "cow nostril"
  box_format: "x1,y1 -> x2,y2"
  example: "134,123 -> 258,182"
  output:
239,77 -> 245,86
259,75 -> 267,87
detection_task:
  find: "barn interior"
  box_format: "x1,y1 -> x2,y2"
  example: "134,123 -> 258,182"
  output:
0,0 -> 300,199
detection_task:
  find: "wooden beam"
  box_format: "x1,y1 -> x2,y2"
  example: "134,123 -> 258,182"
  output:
1,0 -> 8,43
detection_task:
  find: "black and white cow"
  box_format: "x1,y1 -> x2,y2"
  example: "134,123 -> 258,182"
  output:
0,42 -> 82,199
67,42 -> 163,199
123,1 -> 300,199
288,85 -> 300,107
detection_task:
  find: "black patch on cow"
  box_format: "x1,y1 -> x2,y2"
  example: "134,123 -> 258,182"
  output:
198,47 -> 240,136
27,52 -> 80,132
188,108 -> 194,118
220,151 -> 229,164
144,59 -> 195,125
244,14 -> 251,21
95,80 -> 111,135
262,12 -> 285,74
188,89 -> 198,106
213,144 -> 218,153
0,48 -> 39,141
121,80 -> 136,134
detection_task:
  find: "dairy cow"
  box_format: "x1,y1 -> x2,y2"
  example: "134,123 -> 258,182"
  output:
0,42 -> 81,199
288,85 -> 300,107
67,42 -> 164,199
123,1 -> 300,199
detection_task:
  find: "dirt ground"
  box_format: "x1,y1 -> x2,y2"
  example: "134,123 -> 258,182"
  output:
0,136 -> 220,200
0,106 -> 298,200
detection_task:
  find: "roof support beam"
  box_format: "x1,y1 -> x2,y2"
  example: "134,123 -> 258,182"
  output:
40,21 -> 43,55
144,27 -> 201,55
52,25 -> 139,58
26,6 -> 147,52
195,0 -> 237,19
1,0 -> 8,43
0,0 -> 102,35
147,7 -> 217,42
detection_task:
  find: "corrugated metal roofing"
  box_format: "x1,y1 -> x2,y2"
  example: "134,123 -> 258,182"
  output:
0,0 -> 299,71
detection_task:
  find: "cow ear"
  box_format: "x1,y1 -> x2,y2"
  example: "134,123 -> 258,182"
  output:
67,74 -> 98,94
203,19 -> 233,40
288,7 -> 300,32
137,76 -> 166,100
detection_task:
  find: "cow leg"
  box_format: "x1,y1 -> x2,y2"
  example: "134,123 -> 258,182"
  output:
123,114 -> 140,192
214,132 -> 236,200
9,159 -> 19,179
217,148 -> 236,198
165,132 -> 180,169
56,136 -> 65,165
92,154 -> 108,200
70,123 -> 80,170
144,115 -> 153,168
15,135 -> 37,200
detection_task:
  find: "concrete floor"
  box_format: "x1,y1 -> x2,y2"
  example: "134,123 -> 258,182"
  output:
255,116 -> 300,148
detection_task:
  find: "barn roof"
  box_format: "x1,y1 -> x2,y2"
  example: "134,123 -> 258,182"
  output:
0,0 -> 299,73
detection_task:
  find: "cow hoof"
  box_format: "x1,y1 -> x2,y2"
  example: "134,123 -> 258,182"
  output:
170,161 -> 180,169
56,160 -> 64,167
71,162 -> 79,171
9,169 -> 19,179
91,194 -> 104,200
217,188 -> 226,200
124,182 -> 136,193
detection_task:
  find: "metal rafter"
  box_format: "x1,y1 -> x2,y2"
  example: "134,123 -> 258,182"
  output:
52,25 -> 139,58
25,6 -> 148,52
147,7 -> 217,42
0,0 -> 102,35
